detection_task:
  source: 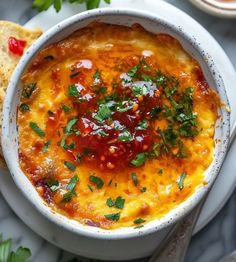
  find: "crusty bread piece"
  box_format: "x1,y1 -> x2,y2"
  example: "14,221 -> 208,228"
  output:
0,21 -> 42,168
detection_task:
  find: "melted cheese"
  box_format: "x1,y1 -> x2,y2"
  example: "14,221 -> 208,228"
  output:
18,23 -> 219,229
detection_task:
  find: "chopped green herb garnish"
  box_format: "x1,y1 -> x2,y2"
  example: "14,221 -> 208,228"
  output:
104,213 -> 120,221
61,191 -> 74,203
42,139 -> 52,153
65,118 -> 78,134
177,172 -> 187,190
134,218 -> 146,224
131,153 -> 146,167
114,196 -> 125,209
64,161 -> 76,171
136,119 -> 148,130
131,172 -> 138,186
67,84 -> 81,97
131,84 -> 148,97
46,179 -> 60,192
60,138 -> 75,150
127,64 -> 140,77
108,179 -> 113,186
70,71 -> 79,78
118,130 -> 133,142
106,197 -> 114,207
100,86 -> 107,94
76,153 -> 82,163
22,83 -> 37,99
89,175 -> 104,189
19,103 -> 30,112
29,122 -> 45,137
140,187 -> 146,193
88,185 -> 93,192
67,174 -> 79,192
151,107 -> 162,118
61,105 -> 71,112
93,69 -> 101,82
94,104 -> 112,123
158,169 -> 164,174
97,130 -> 109,137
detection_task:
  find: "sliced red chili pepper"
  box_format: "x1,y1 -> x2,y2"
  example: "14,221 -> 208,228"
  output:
8,36 -> 27,56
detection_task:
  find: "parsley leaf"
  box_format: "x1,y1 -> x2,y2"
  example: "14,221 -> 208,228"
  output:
29,122 -> 45,137
140,187 -> 146,193
104,213 -> 120,221
89,175 -> 104,189
65,118 -> 78,134
127,64 -> 140,77
42,140 -> 52,153
118,130 -> 133,142
114,196 -> 125,209
67,84 -> 81,98
94,104 -> 112,123
136,119 -> 148,130
130,153 -> 146,167
61,105 -> 71,112
64,161 -> 76,171
67,174 -> 79,192
134,218 -> 146,224
131,172 -> 138,186
106,197 -> 114,207
61,191 -> 74,202
177,172 -> 187,190
46,179 -> 60,192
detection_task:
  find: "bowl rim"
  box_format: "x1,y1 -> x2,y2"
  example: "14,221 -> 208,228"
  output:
1,7 -> 230,240
189,0 -> 236,18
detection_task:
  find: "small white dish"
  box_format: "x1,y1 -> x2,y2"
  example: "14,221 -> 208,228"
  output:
190,0 -> 236,18
0,0 -> 236,260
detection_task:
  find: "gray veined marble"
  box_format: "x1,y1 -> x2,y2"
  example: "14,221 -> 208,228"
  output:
0,0 -> 236,261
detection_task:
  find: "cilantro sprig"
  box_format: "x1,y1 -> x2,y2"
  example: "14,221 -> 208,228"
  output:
32,0 -> 111,13
0,235 -> 31,262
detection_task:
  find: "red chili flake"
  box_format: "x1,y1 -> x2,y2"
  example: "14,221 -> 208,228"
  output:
8,36 -> 27,56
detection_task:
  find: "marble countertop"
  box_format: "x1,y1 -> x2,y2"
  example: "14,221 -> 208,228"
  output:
0,0 -> 236,261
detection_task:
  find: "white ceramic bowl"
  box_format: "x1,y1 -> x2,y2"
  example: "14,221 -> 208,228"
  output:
1,8 -> 230,259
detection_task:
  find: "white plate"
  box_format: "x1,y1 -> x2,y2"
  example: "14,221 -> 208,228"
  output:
1,0 -> 236,258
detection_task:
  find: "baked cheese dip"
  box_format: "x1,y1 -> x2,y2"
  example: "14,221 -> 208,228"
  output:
18,23 -> 219,229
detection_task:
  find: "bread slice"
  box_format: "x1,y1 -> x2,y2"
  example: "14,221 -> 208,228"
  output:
0,21 -> 42,168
